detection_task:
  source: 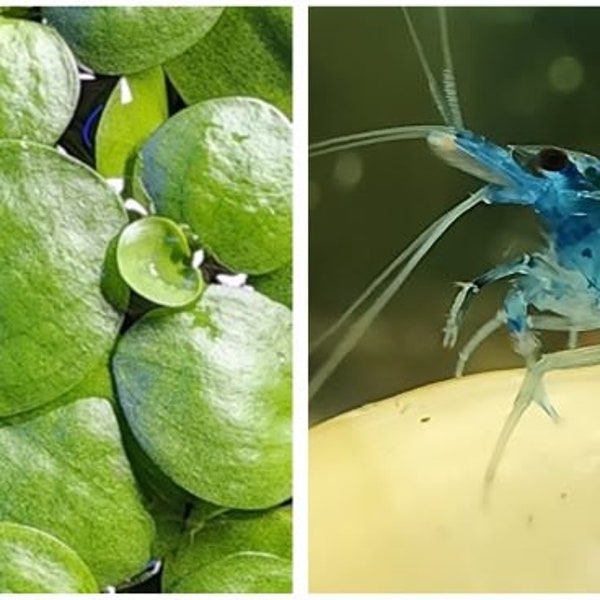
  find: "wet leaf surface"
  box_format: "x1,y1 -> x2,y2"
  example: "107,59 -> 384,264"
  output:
137,97 -> 292,274
163,506 -> 292,593
0,522 -> 98,593
117,216 -> 204,308
0,397 -> 155,588
165,7 -> 292,116
43,7 -> 224,74
113,285 -> 292,508
0,18 -> 79,143
251,260 -> 292,308
0,141 -> 126,416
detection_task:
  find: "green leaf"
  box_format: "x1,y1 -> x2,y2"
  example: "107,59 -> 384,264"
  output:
173,553 -> 292,593
0,141 -> 126,416
96,67 -> 168,181
43,7 -> 224,75
113,285 -> 292,508
0,522 -> 98,593
56,353 -> 115,406
0,17 -> 79,143
117,216 -> 204,308
165,7 -> 292,116
101,234 -> 131,313
251,260 -> 292,308
137,97 -> 292,274
148,496 -> 225,560
0,398 -> 155,588
164,506 -> 292,593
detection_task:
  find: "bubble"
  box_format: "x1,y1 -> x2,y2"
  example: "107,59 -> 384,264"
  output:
332,151 -> 363,191
548,55 -> 584,94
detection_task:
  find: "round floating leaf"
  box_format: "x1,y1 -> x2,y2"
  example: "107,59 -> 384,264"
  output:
43,7 -> 224,74
171,552 -> 292,593
165,7 -> 292,116
164,506 -> 292,593
0,141 -> 126,416
0,398 -> 155,588
0,522 -> 98,593
251,261 -> 292,308
113,285 -> 292,508
117,216 -> 204,308
137,96 -> 292,274
96,67 -> 168,181
0,18 -> 79,143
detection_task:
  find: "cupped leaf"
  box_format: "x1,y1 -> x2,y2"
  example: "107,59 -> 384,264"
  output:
43,7 -> 224,74
251,260 -> 292,308
113,285 -> 292,508
136,96 -> 292,274
0,522 -> 98,593
117,216 -> 204,308
0,141 -> 126,416
101,235 -> 130,313
164,506 -> 292,593
0,18 -> 79,143
0,398 -> 155,588
165,7 -> 292,116
96,67 -> 168,181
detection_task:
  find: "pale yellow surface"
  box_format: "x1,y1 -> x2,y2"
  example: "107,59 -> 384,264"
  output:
310,366 -> 600,592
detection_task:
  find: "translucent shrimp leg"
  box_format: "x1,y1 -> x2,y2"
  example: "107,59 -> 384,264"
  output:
309,186 -> 488,401
484,343 -> 600,502
455,314 -> 592,377
443,255 -> 533,349
455,311 -> 506,377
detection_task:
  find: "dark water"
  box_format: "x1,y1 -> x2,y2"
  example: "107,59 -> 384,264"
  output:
310,7 -> 600,422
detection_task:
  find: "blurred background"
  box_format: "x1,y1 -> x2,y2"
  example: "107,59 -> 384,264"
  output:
309,7 -> 600,423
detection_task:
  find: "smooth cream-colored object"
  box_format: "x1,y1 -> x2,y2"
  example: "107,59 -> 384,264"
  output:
310,367 -> 600,592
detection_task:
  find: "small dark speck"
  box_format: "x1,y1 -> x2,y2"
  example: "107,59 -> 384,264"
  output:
420,416 -> 431,423
527,514 -> 534,526
560,492 -> 568,500
582,247 -> 593,259
232,133 -> 249,143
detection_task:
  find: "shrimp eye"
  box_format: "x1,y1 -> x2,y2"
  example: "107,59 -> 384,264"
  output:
538,147 -> 569,171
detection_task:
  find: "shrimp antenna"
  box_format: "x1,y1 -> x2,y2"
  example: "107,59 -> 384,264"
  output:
402,8 -> 452,127
309,186 -> 488,401
439,7 -> 464,130
309,124 -> 452,158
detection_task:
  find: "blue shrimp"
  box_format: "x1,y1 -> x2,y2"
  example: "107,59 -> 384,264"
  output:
309,7 -> 600,496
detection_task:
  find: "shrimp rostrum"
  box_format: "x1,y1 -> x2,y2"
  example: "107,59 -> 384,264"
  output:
309,8 -> 600,498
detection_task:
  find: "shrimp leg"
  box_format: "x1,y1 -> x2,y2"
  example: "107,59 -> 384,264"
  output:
444,255 -> 533,348
484,343 -> 600,502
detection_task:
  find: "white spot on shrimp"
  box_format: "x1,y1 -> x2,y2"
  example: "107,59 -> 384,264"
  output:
332,152 -> 363,191
548,55 -> 584,94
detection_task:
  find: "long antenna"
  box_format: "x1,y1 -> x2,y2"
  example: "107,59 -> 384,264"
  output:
402,7 -> 452,127
309,124 -> 452,158
439,7 -> 464,129
309,187 -> 488,400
